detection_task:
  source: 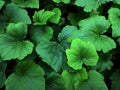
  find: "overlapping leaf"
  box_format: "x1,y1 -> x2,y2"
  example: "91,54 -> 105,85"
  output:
108,7 -> 120,37
68,16 -> 116,53
0,23 -> 33,60
33,9 -> 55,25
5,60 -> 45,90
4,3 -> 31,24
62,68 -> 88,90
12,0 -> 39,8
74,0 -> 112,12
46,72 -> 66,90
29,25 -> 53,44
75,70 -> 108,90
36,41 -> 64,72
66,38 -> 98,70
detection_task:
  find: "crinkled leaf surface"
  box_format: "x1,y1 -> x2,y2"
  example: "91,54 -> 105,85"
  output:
92,53 -> 113,72
29,25 -> 53,44
46,72 -> 66,90
12,0 -> 39,8
0,23 -> 33,60
66,38 -> 98,70
110,69 -> 120,90
0,62 -> 7,88
4,3 -> 31,24
74,0 -> 112,12
33,9 -> 55,25
68,16 -> 116,53
62,68 -> 88,90
5,60 -> 45,90
36,41 -> 64,72
108,7 -> 120,37
0,0 -> 4,9
75,70 -> 108,90
49,8 -> 61,24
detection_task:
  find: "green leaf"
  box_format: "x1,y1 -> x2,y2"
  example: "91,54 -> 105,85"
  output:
33,9 -> 55,25
12,0 -> 39,8
92,53 -> 113,72
49,8 -> 61,24
0,0 -> 4,9
114,0 -> 120,4
29,25 -> 53,44
66,38 -> 98,70
0,62 -> 7,88
0,23 -> 33,60
74,0 -> 112,12
5,60 -> 45,90
52,0 -> 70,4
4,3 -> 31,24
75,70 -> 108,90
110,69 -> 120,90
68,16 -> 116,53
36,41 -> 64,72
62,68 -> 88,90
108,7 -> 120,37
46,72 -> 66,90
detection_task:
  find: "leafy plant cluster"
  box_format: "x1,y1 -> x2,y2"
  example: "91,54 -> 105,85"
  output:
0,0 -> 120,90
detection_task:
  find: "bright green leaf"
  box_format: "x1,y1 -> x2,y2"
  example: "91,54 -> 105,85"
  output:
66,38 -> 98,70
0,0 -> 4,9
36,41 -> 64,72
110,69 -> 120,90
68,16 -> 116,53
62,68 -> 88,90
49,8 -> 61,24
29,25 -> 53,44
4,3 -> 31,24
53,0 -> 70,4
33,9 -> 55,25
5,60 -> 45,90
74,0 -> 112,12
46,72 -> 66,90
114,0 -> 120,4
75,70 -> 108,90
108,7 -> 120,37
12,0 -> 39,8
0,23 -> 33,60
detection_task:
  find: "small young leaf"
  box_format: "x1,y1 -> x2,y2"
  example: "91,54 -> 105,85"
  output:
33,9 -> 55,25
66,38 -> 98,70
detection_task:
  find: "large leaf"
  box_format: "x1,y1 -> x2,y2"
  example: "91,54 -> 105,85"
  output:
33,9 -> 55,25
74,0 -> 112,12
66,38 -> 98,70
68,16 -> 116,53
5,60 -> 45,90
75,70 -> 108,90
46,72 -> 66,90
110,69 -> 120,90
0,23 -> 33,60
4,3 -> 31,24
108,7 -> 120,37
62,68 -> 88,90
0,62 -> 7,88
36,41 -> 64,72
29,25 -> 53,44
12,0 -> 39,8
